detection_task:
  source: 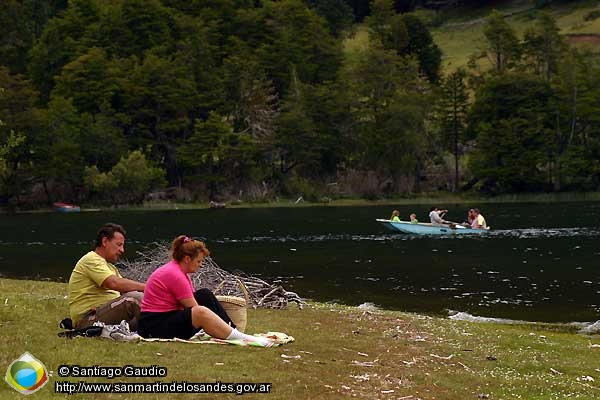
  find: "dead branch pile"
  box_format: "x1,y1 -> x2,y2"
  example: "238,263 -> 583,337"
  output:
119,242 -> 305,309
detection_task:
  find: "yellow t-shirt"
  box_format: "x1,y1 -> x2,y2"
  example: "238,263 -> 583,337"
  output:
68,251 -> 122,323
477,214 -> 487,228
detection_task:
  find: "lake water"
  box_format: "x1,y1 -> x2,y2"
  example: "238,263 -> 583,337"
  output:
1,202 -> 599,323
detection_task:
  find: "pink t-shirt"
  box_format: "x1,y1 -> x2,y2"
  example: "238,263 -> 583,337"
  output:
141,260 -> 195,313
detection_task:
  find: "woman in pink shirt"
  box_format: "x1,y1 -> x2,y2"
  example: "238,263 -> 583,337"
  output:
138,235 -> 270,345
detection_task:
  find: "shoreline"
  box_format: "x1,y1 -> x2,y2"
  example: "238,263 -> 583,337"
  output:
4,191 -> 600,214
1,275 -> 597,328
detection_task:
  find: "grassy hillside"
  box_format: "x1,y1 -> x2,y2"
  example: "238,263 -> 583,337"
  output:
343,0 -> 600,74
433,0 -> 600,72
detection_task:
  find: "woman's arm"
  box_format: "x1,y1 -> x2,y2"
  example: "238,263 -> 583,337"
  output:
180,297 -> 199,308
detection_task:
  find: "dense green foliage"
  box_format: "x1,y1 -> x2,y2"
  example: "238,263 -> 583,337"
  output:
0,0 -> 599,208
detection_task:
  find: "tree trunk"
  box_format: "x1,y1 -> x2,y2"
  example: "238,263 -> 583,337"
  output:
413,158 -> 422,193
453,103 -> 459,192
553,158 -> 561,192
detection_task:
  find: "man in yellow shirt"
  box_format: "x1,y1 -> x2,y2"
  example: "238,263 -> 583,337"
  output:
471,209 -> 488,229
69,223 -> 145,331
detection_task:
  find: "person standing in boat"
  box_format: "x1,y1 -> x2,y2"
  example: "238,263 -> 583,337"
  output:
429,207 -> 449,225
471,208 -> 487,229
390,210 -> 401,222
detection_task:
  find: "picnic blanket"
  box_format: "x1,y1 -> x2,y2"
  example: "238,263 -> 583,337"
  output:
141,331 -> 295,347
59,320 -> 294,347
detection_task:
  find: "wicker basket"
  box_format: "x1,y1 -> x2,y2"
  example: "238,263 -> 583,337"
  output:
213,277 -> 250,332
216,295 -> 247,332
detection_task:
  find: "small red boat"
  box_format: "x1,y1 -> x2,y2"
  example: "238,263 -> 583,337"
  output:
53,202 -> 81,213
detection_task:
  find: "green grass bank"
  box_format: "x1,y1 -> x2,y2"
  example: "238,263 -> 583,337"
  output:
48,191 -> 600,213
1,278 -> 598,399
343,1 -> 600,75
431,0 -> 600,73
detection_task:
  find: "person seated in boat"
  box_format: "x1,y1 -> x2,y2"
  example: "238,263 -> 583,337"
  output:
409,213 -> 419,224
390,210 -> 401,222
429,207 -> 449,226
462,208 -> 475,227
470,208 -> 487,229
68,223 -> 145,331
137,235 -> 272,345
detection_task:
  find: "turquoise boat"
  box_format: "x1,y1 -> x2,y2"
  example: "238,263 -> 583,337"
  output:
376,219 -> 490,235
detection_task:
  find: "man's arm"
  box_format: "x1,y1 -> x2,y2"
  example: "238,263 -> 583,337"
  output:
474,215 -> 484,228
102,275 -> 145,293
432,212 -> 445,224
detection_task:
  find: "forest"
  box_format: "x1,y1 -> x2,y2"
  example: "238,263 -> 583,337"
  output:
0,0 -> 599,208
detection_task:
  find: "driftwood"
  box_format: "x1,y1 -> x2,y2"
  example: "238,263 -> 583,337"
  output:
119,242 -> 305,309
209,201 -> 226,209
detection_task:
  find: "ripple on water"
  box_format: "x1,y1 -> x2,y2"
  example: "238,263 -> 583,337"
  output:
221,228 -> 600,243
1,228 -> 599,248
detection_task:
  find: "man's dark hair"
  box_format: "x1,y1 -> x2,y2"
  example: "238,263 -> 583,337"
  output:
95,223 -> 126,248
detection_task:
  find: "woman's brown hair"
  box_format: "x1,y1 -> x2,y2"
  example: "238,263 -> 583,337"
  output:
171,235 -> 210,262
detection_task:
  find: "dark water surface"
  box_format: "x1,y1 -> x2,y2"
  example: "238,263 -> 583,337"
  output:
1,203 -> 599,323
